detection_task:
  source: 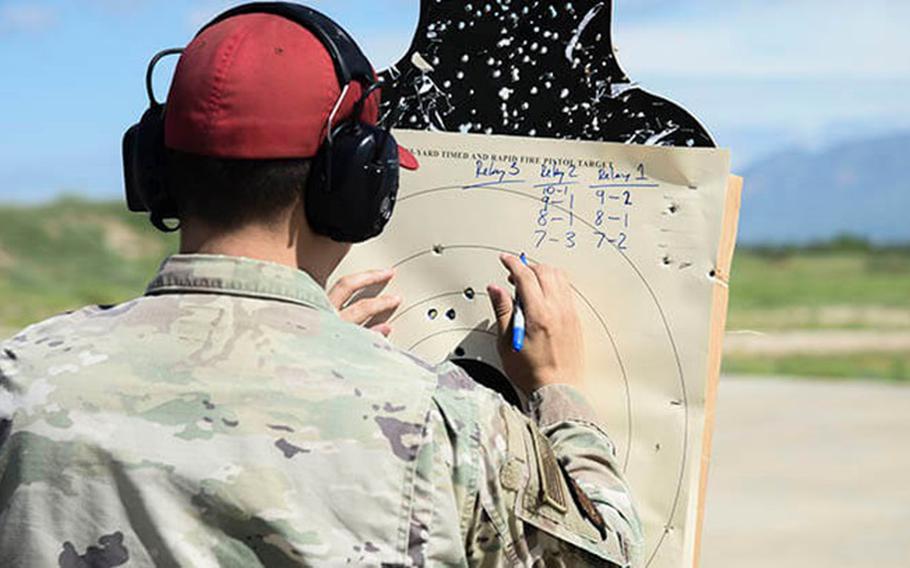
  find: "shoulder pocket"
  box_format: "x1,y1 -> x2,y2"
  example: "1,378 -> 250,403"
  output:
505,410 -> 629,567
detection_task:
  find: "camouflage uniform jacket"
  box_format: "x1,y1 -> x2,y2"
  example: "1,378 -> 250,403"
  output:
0,254 -> 642,567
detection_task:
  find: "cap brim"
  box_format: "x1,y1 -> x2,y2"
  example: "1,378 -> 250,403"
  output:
398,145 -> 419,170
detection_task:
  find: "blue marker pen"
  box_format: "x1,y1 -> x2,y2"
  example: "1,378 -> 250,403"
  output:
511,253 -> 529,352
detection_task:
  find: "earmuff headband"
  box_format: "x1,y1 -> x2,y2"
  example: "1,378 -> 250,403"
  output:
145,48 -> 184,107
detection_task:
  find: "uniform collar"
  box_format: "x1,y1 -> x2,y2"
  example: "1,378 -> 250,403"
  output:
146,254 -> 336,313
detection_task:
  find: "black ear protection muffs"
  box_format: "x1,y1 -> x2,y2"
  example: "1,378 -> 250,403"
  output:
305,82 -> 401,243
122,48 -> 183,233
122,2 -> 402,242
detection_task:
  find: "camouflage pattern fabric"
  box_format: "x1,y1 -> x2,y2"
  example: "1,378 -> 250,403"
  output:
0,254 -> 642,567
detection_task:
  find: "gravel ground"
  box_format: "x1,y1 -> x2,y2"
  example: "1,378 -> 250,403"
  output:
701,376 -> 910,567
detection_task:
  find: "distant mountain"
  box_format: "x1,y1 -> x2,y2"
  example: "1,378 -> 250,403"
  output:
738,132 -> 910,244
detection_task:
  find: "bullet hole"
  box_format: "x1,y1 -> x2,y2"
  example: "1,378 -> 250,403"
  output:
668,203 -> 679,214
445,308 -> 457,320
655,443 -> 661,452
463,287 -> 475,300
432,244 -> 445,255
662,256 -> 672,266
454,346 -> 466,357
274,47 -> 284,55
427,308 -> 438,320
708,269 -> 717,278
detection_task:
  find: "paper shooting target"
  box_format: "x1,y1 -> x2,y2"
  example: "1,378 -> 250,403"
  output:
338,130 -> 732,566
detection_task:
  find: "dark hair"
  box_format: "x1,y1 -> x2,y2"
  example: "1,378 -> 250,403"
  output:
166,149 -> 311,229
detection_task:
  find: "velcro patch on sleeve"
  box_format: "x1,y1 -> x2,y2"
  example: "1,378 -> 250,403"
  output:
529,425 -> 568,514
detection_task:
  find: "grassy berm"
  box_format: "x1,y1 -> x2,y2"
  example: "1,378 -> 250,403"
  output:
1,199 -> 908,380
0,198 -> 176,331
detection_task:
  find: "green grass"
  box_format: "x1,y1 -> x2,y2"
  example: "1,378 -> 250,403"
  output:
727,246 -> 910,330
723,352 -> 910,382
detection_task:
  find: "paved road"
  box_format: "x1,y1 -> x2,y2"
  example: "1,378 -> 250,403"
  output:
701,377 -> 910,567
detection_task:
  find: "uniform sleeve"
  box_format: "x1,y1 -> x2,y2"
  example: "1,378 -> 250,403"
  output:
0,342 -> 15,455
462,380 -> 643,567
528,384 -> 644,565
0,343 -> 17,520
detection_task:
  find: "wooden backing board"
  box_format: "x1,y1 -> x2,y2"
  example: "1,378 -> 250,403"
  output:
691,175 -> 743,567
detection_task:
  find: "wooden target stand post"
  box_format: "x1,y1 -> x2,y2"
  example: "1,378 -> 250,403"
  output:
353,2 -> 742,565
692,174 -> 742,567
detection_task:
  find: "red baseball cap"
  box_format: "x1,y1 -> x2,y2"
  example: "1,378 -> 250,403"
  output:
163,12 -> 417,169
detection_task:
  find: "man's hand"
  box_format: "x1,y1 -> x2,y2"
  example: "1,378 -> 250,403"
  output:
487,254 -> 585,395
328,268 -> 401,337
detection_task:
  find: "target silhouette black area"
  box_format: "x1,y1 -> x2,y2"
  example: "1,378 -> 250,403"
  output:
380,0 -> 715,148
452,358 -> 522,408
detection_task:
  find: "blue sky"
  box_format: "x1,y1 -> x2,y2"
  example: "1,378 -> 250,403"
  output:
1,0 -> 908,201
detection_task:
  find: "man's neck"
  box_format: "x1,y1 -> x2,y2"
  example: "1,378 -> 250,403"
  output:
180,224 -> 298,265
178,219 -> 343,288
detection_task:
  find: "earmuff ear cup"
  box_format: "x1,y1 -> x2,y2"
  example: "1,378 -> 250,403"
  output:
122,123 -> 147,212
305,121 -> 400,243
122,104 -> 179,232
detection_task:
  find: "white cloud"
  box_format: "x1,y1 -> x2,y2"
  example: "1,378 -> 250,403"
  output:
0,4 -> 58,34
609,1 -> 910,163
613,0 -> 910,79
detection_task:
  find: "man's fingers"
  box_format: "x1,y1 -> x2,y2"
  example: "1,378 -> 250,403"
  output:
327,268 -> 395,309
486,284 -> 513,337
499,254 -> 543,309
339,294 -> 402,325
